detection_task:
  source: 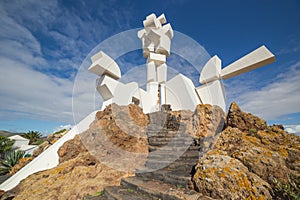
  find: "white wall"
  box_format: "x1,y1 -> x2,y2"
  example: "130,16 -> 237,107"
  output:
0,111 -> 97,191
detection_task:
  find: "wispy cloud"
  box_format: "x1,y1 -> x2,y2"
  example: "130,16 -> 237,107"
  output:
284,124 -> 300,136
226,60 -> 300,120
0,0 -> 136,130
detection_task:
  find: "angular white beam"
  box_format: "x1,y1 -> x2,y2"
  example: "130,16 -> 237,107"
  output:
221,45 -> 275,80
88,51 -> 121,80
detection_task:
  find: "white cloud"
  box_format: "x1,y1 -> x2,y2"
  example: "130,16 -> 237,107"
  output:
0,57 -> 74,122
0,0 -> 137,129
284,125 -> 300,136
229,61 -> 300,120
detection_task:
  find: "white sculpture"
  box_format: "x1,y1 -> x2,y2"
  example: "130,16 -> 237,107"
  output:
89,13 -> 275,113
0,13 -> 276,192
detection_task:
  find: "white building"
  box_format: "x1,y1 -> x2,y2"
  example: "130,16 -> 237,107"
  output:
9,135 -> 38,155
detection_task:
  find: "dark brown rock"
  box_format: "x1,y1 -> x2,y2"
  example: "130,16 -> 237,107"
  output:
227,102 -> 267,133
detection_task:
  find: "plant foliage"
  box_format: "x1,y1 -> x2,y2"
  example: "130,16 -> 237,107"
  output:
0,150 -> 25,175
22,131 -> 43,145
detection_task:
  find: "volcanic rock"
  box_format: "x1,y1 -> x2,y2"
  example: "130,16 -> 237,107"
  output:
2,104 -> 149,200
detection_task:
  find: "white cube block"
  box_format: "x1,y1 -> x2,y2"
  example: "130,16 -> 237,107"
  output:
143,17 -> 161,29
148,52 -> 166,65
89,51 -> 121,80
157,13 -> 167,25
157,63 -> 167,83
96,75 -> 119,101
156,35 -> 171,57
146,13 -> 156,20
163,23 -> 174,39
137,29 -> 146,39
199,55 -> 221,84
146,28 -> 163,45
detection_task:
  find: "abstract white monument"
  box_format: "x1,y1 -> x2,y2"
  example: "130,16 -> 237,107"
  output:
89,13 -> 275,112
0,13 -> 275,191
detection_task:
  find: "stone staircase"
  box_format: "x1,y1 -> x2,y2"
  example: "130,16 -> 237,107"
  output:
90,111 -> 213,200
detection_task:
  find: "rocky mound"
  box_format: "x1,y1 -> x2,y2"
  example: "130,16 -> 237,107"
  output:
192,102 -> 300,199
1,102 -> 299,200
1,104 -> 149,200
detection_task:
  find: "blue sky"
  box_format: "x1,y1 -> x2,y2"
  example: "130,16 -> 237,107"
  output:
0,0 -> 299,135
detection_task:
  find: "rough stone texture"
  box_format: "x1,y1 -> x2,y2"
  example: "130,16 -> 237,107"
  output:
58,135 -> 87,163
227,102 -> 267,133
193,102 -> 300,199
172,104 -> 226,138
193,152 -> 272,199
9,157 -> 33,175
10,153 -> 131,200
2,104 -> 149,200
32,130 -> 68,158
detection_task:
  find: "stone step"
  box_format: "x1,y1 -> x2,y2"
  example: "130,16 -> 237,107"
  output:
144,159 -> 197,171
120,176 -> 206,200
103,185 -> 156,200
147,151 -> 199,160
135,169 -> 192,187
148,136 -> 193,143
148,145 -> 199,152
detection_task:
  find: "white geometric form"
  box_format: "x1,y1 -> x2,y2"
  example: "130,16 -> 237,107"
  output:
221,45 -> 275,80
160,83 -> 167,105
166,74 -> 200,111
88,51 -> 121,80
156,35 -> 171,57
199,55 -> 222,84
147,29 -> 163,45
162,23 -> 174,39
143,13 -> 161,29
196,79 -> 226,111
157,13 -> 167,25
147,52 -> 166,65
96,75 -> 119,101
146,61 -> 157,82
157,63 -> 167,83
142,37 -> 155,58
0,111 -> 97,191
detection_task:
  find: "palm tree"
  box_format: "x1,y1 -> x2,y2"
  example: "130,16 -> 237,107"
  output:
0,136 -> 15,159
22,131 -> 43,145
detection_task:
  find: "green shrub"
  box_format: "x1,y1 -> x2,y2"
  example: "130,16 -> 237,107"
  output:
53,129 -> 67,135
272,175 -> 300,200
0,150 -> 25,175
249,128 -> 257,133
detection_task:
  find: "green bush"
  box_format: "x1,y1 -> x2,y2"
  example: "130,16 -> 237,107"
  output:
53,129 -> 67,135
272,175 -> 300,200
0,150 -> 25,175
